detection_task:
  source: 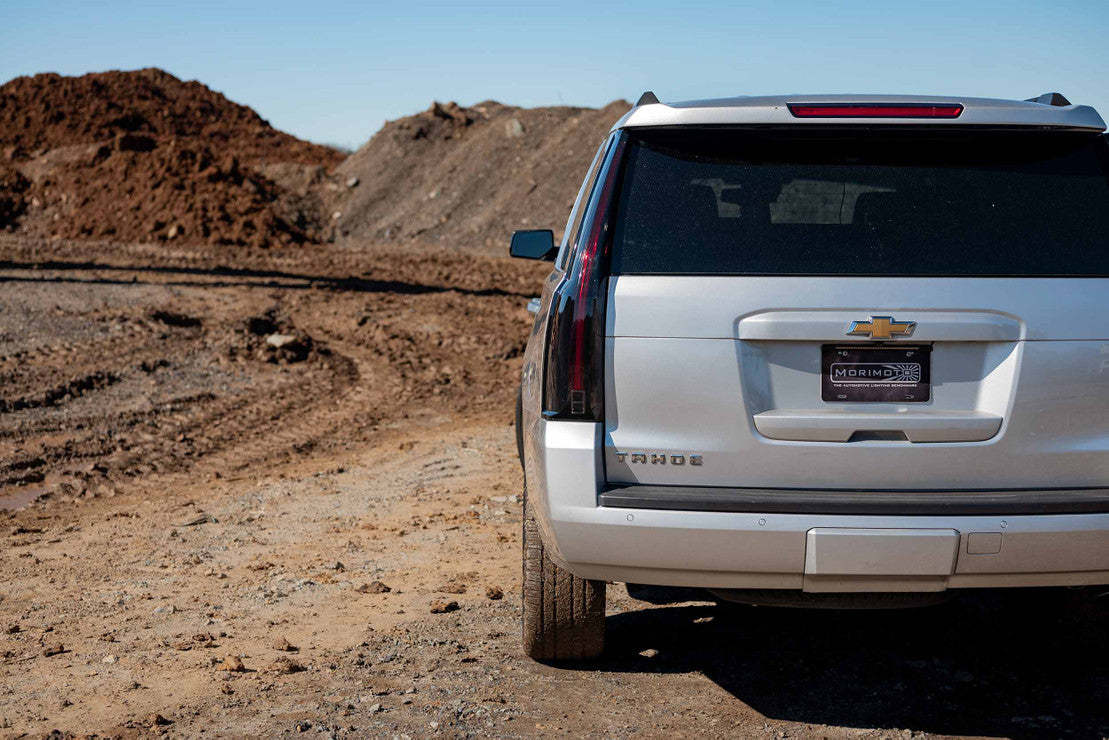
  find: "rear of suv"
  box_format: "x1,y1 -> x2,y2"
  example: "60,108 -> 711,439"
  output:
511,93 -> 1109,661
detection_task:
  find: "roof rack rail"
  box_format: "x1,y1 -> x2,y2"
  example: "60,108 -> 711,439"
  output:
635,91 -> 660,106
1025,92 -> 1072,107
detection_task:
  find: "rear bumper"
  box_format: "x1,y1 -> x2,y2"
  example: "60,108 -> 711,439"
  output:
529,420 -> 1109,592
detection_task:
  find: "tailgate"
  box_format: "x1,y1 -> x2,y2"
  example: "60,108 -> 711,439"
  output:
604,276 -> 1109,490
600,127 -> 1109,492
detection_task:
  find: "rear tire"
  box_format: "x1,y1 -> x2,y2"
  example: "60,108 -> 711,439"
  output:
522,488 -> 606,661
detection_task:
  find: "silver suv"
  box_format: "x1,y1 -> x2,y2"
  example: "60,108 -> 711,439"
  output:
510,92 -> 1109,661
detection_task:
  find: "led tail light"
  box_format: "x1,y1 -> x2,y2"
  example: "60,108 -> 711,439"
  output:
788,103 -> 964,119
543,133 -> 628,420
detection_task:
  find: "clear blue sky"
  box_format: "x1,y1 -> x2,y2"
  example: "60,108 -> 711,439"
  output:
3,1 -> 1107,149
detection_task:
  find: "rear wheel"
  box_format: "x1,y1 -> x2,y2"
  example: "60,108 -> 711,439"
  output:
522,488 -> 606,661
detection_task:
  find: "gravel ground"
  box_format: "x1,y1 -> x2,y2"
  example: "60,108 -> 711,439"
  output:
0,236 -> 1106,739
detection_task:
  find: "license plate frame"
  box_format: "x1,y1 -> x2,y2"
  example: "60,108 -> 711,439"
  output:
821,344 -> 931,403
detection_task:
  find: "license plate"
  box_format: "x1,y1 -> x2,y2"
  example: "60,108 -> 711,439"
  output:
821,345 -> 931,403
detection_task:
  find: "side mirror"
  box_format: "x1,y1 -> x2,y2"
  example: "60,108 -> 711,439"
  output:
510,229 -> 557,261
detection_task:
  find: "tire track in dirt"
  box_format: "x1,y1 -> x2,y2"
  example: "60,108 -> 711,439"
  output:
0,326 -> 200,487
0,235 -> 539,505
0,289 -> 354,496
186,350 -> 364,476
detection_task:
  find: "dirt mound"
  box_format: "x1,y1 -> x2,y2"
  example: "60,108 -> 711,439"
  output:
2,69 -> 630,252
0,163 -> 30,224
0,69 -> 342,248
334,98 -> 631,252
0,68 -> 338,165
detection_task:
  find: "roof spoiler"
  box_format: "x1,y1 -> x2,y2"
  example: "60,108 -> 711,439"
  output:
1025,92 -> 1072,107
635,91 -> 660,106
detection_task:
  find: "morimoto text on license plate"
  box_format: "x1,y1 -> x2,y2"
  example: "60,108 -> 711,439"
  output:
821,345 -> 931,403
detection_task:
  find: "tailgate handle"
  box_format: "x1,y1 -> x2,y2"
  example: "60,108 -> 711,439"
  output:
738,311 -> 1021,342
754,410 -> 1002,443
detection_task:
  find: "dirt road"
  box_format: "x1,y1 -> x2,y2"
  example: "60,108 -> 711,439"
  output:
0,236 -> 1105,738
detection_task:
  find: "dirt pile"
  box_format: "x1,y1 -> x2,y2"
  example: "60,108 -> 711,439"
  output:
334,98 -> 631,252
1,68 -> 631,252
0,68 -> 343,248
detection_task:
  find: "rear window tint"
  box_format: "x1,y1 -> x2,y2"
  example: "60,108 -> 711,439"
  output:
610,130 -> 1109,276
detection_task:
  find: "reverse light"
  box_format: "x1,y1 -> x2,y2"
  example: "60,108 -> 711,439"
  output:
787,103 -> 964,119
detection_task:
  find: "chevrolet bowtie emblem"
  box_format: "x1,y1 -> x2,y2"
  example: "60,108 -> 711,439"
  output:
846,316 -> 916,340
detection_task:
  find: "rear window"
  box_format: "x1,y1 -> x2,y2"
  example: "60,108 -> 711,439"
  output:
610,130 -> 1109,276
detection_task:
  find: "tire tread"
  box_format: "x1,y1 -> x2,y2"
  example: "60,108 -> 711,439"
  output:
522,489 -> 605,660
